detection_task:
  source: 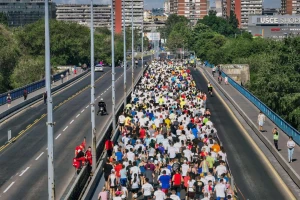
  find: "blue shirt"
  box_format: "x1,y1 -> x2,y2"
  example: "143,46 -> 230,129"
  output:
192,128 -> 198,138
159,175 -> 171,189
115,152 -> 123,161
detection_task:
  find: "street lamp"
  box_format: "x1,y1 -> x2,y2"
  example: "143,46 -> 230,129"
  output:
123,0 -> 127,107
131,0 -> 134,93
111,0 -> 116,132
90,0 -> 97,172
44,0 -> 55,199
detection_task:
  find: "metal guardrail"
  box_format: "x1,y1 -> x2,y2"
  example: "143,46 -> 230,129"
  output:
64,65 -> 148,200
0,69 -> 90,121
204,61 -> 300,145
0,69 -> 70,106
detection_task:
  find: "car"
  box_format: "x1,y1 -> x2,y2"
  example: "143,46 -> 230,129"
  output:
95,65 -> 103,72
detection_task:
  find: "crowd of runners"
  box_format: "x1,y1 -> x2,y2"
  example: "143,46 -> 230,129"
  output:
99,60 -> 234,200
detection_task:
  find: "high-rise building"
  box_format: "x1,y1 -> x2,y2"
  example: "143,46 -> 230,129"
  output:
177,0 -> 208,24
164,0 -> 170,14
222,0 -> 262,29
0,0 -> 56,27
215,0 -> 223,17
56,4 -> 111,28
281,0 -> 300,14
170,0 -> 178,14
222,0 -> 231,18
113,0 -> 144,34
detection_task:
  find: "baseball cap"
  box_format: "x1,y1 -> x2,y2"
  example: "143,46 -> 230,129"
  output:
111,169 -> 115,173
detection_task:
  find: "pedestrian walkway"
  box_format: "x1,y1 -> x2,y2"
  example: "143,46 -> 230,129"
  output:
203,66 -> 300,184
0,68 -> 85,114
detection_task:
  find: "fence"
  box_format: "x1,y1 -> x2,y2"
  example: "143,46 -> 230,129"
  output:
0,69 -> 70,106
204,61 -> 300,145
64,65 -> 148,200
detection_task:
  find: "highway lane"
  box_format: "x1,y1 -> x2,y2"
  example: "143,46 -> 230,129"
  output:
0,65 -> 145,199
0,70 -> 105,148
191,68 -> 289,199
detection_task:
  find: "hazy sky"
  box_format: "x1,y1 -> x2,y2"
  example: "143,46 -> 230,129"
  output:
54,0 -> 281,9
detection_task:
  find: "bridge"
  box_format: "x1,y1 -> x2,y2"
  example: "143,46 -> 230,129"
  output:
0,58 -> 299,199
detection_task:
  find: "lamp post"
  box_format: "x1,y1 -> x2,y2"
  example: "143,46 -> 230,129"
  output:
123,0 -> 127,107
45,0 -> 55,199
131,0 -> 134,93
90,0 -> 97,172
141,8 -> 144,70
111,0 -> 116,131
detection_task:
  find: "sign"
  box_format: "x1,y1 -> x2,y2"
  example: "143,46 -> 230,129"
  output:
144,32 -> 160,41
253,15 -> 300,25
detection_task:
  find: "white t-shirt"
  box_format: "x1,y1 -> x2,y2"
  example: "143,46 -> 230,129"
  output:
168,146 -> 177,158
170,194 -> 181,200
154,190 -> 166,200
183,149 -> 192,161
119,115 -> 125,123
142,183 -> 153,196
215,183 -> 226,197
127,152 -> 135,162
181,163 -> 190,176
130,166 -> 141,178
215,165 -> 227,177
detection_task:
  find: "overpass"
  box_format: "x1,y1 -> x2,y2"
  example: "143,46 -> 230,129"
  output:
83,63 -> 300,200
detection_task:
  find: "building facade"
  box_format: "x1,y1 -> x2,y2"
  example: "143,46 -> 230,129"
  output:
281,0 -> 300,14
113,0 -> 144,34
222,0 -> 262,29
170,0 -> 178,14
248,15 -> 300,39
177,0 -> 208,24
56,4 -> 111,28
0,0 -> 56,27
164,0 -> 170,14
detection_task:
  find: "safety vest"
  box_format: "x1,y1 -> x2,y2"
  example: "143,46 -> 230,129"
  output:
273,132 -> 279,140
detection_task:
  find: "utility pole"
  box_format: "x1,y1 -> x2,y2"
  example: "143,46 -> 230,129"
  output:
131,0 -> 134,93
45,0 -> 55,199
141,8 -> 144,70
90,0 -> 97,172
111,0 -> 116,132
123,0 -> 127,107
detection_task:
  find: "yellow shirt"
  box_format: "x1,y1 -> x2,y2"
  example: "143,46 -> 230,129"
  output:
125,117 -> 131,126
165,118 -> 171,128
180,101 -> 186,108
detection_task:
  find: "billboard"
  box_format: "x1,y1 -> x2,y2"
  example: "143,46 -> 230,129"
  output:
144,32 -> 161,41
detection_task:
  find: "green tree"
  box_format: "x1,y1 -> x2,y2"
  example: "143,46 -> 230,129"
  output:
0,13 -> 8,26
10,56 -> 44,88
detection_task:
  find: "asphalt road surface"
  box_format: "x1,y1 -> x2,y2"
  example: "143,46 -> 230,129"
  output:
0,63 -> 147,199
191,68 -> 288,199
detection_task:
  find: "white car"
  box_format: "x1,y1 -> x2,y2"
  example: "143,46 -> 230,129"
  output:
95,64 -> 103,72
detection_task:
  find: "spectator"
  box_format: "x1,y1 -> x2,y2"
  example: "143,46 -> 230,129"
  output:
6,93 -> 12,108
273,127 -> 279,151
23,89 -> 28,101
257,111 -> 266,132
287,136 -> 296,163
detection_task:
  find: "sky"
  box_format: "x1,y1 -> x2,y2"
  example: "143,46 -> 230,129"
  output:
54,0 -> 281,9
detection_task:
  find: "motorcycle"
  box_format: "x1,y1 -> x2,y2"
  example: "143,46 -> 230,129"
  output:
97,107 -> 106,116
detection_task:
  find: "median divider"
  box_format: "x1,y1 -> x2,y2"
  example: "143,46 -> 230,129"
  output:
64,65 -> 149,200
0,69 -> 90,122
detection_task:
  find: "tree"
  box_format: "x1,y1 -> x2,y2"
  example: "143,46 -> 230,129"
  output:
10,56 -> 44,88
0,13 -> 8,26
164,14 -> 189,37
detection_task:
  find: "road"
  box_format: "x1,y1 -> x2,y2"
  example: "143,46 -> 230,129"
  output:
191,68 -> 289,199
0,62 -> 146,199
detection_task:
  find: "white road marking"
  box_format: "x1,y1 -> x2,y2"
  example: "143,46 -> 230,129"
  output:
76,114 -> 80,118
3,182 -> 15,193
63,126 -> 68,131
101,93 -> 103,95
19,167 -> 30,176
55,134 -> 61,140
81,109 -> 84,113
46,148 -> 48,150
86,105 -> 89,108
70,120 -> 74,124
98,96 -> 100,98
35,152 -> 44,160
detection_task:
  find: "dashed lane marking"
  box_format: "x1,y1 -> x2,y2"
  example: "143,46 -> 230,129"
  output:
3,182 -> 15,193
35,152 -> 44,160
76,114 -> 80,118
81,109 -> 84,113
70,120 -> 74,124
63,126 -> 68,131
55,134 -> 61,140
19,167 -> 30,177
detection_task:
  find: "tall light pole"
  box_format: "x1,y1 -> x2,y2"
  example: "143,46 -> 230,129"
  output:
141,6 -> 144,70
123,0 -> 127,107
131,0 -> 134,93
45,0 -> 55,199
90,0 -> 97,172
111,0 -> 116,131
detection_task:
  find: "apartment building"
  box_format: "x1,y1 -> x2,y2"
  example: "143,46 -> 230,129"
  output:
281,0 -> 300,14
223,0 -> 262,29
177,0 -> 208,24
0,0 -> 56,27
114,0 -> 144,34
56,4 -> 111,28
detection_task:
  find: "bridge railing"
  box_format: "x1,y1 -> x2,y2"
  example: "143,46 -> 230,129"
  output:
204,61 -> 300,145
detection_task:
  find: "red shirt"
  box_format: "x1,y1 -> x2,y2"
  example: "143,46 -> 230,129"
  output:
140,128 -> 146,138
173,174 -> 182,185
115,164 -> 123,177
105,140 -> 113,150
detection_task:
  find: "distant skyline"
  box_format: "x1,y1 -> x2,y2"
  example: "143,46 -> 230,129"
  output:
54,0 -> 281,9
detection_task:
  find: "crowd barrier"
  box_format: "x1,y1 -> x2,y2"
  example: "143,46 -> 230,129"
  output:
0,69 -> 70,106
64,65 -> 149,200
204,61 -> 300,145
0,69 -> 90,121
